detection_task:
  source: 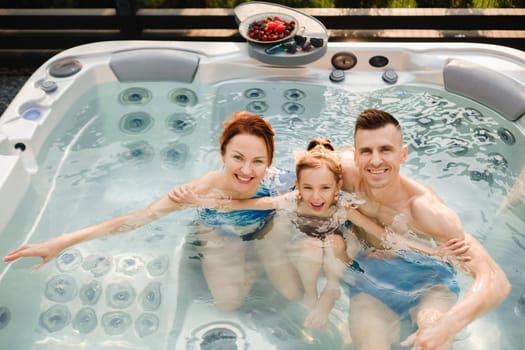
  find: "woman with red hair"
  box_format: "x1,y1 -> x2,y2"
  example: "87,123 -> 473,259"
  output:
4,111 -> 299,311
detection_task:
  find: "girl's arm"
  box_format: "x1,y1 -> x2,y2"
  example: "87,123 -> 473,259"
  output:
169,185 -> 297,211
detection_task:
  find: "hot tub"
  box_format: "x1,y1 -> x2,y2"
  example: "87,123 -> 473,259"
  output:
0,40 -> 524,350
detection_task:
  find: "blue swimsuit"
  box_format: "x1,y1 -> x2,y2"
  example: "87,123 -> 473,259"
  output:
342,250 -> 459,317
196,168 -> 295,241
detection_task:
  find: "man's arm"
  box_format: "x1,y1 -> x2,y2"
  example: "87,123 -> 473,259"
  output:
406,196 -> 511,350
404,233 -> 510,350
441,233 -> 510,330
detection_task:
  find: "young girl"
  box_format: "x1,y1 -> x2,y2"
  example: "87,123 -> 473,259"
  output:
172,138 -> 452,329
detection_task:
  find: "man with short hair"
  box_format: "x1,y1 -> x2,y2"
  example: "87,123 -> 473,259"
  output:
341,109 -> 510,350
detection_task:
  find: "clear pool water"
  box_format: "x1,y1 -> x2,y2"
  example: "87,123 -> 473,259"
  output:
0,78 -> 524,349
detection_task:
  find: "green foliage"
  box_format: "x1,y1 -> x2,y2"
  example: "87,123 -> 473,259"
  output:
388,0 -> 418,7
471,0 -> 517,6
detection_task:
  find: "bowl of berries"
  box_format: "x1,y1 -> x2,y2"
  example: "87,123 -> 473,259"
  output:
239,12 -> 298,44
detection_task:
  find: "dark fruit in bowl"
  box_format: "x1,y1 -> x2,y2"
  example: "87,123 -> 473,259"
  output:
310,38 -> 324,48
294,35 -> 307,46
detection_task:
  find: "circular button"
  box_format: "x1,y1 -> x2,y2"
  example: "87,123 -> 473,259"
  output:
329,69 -> 345,82
369,55 -> 389,68
40,80 -> 58,93
49,58 -> 82,78
331,52 -> 357,70
382,69 -> 398,84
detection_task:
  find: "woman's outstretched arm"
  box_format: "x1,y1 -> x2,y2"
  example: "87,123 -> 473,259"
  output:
3,191 -> 186,270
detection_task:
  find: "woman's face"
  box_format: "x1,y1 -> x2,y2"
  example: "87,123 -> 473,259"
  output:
297,165 -> 341,214
221,134 -> 269,194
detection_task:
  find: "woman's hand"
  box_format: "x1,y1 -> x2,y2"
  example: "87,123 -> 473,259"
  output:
169,185 -> 202,206
168,185 -> 233,211
169,185 -> 230,210
3,235 -> 69,271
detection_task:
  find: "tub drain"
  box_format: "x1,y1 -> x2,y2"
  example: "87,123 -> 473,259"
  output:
200,328 -> 237,350
187,321 -> 247,350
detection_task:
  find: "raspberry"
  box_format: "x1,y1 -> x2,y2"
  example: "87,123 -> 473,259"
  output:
246,16 -> 296,42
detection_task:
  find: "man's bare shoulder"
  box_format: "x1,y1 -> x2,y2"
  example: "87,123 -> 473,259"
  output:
406,179 -> 464,242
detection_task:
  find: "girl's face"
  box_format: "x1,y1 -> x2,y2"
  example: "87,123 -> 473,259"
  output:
221,134 -> 269,194
297,165 -> 342,214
